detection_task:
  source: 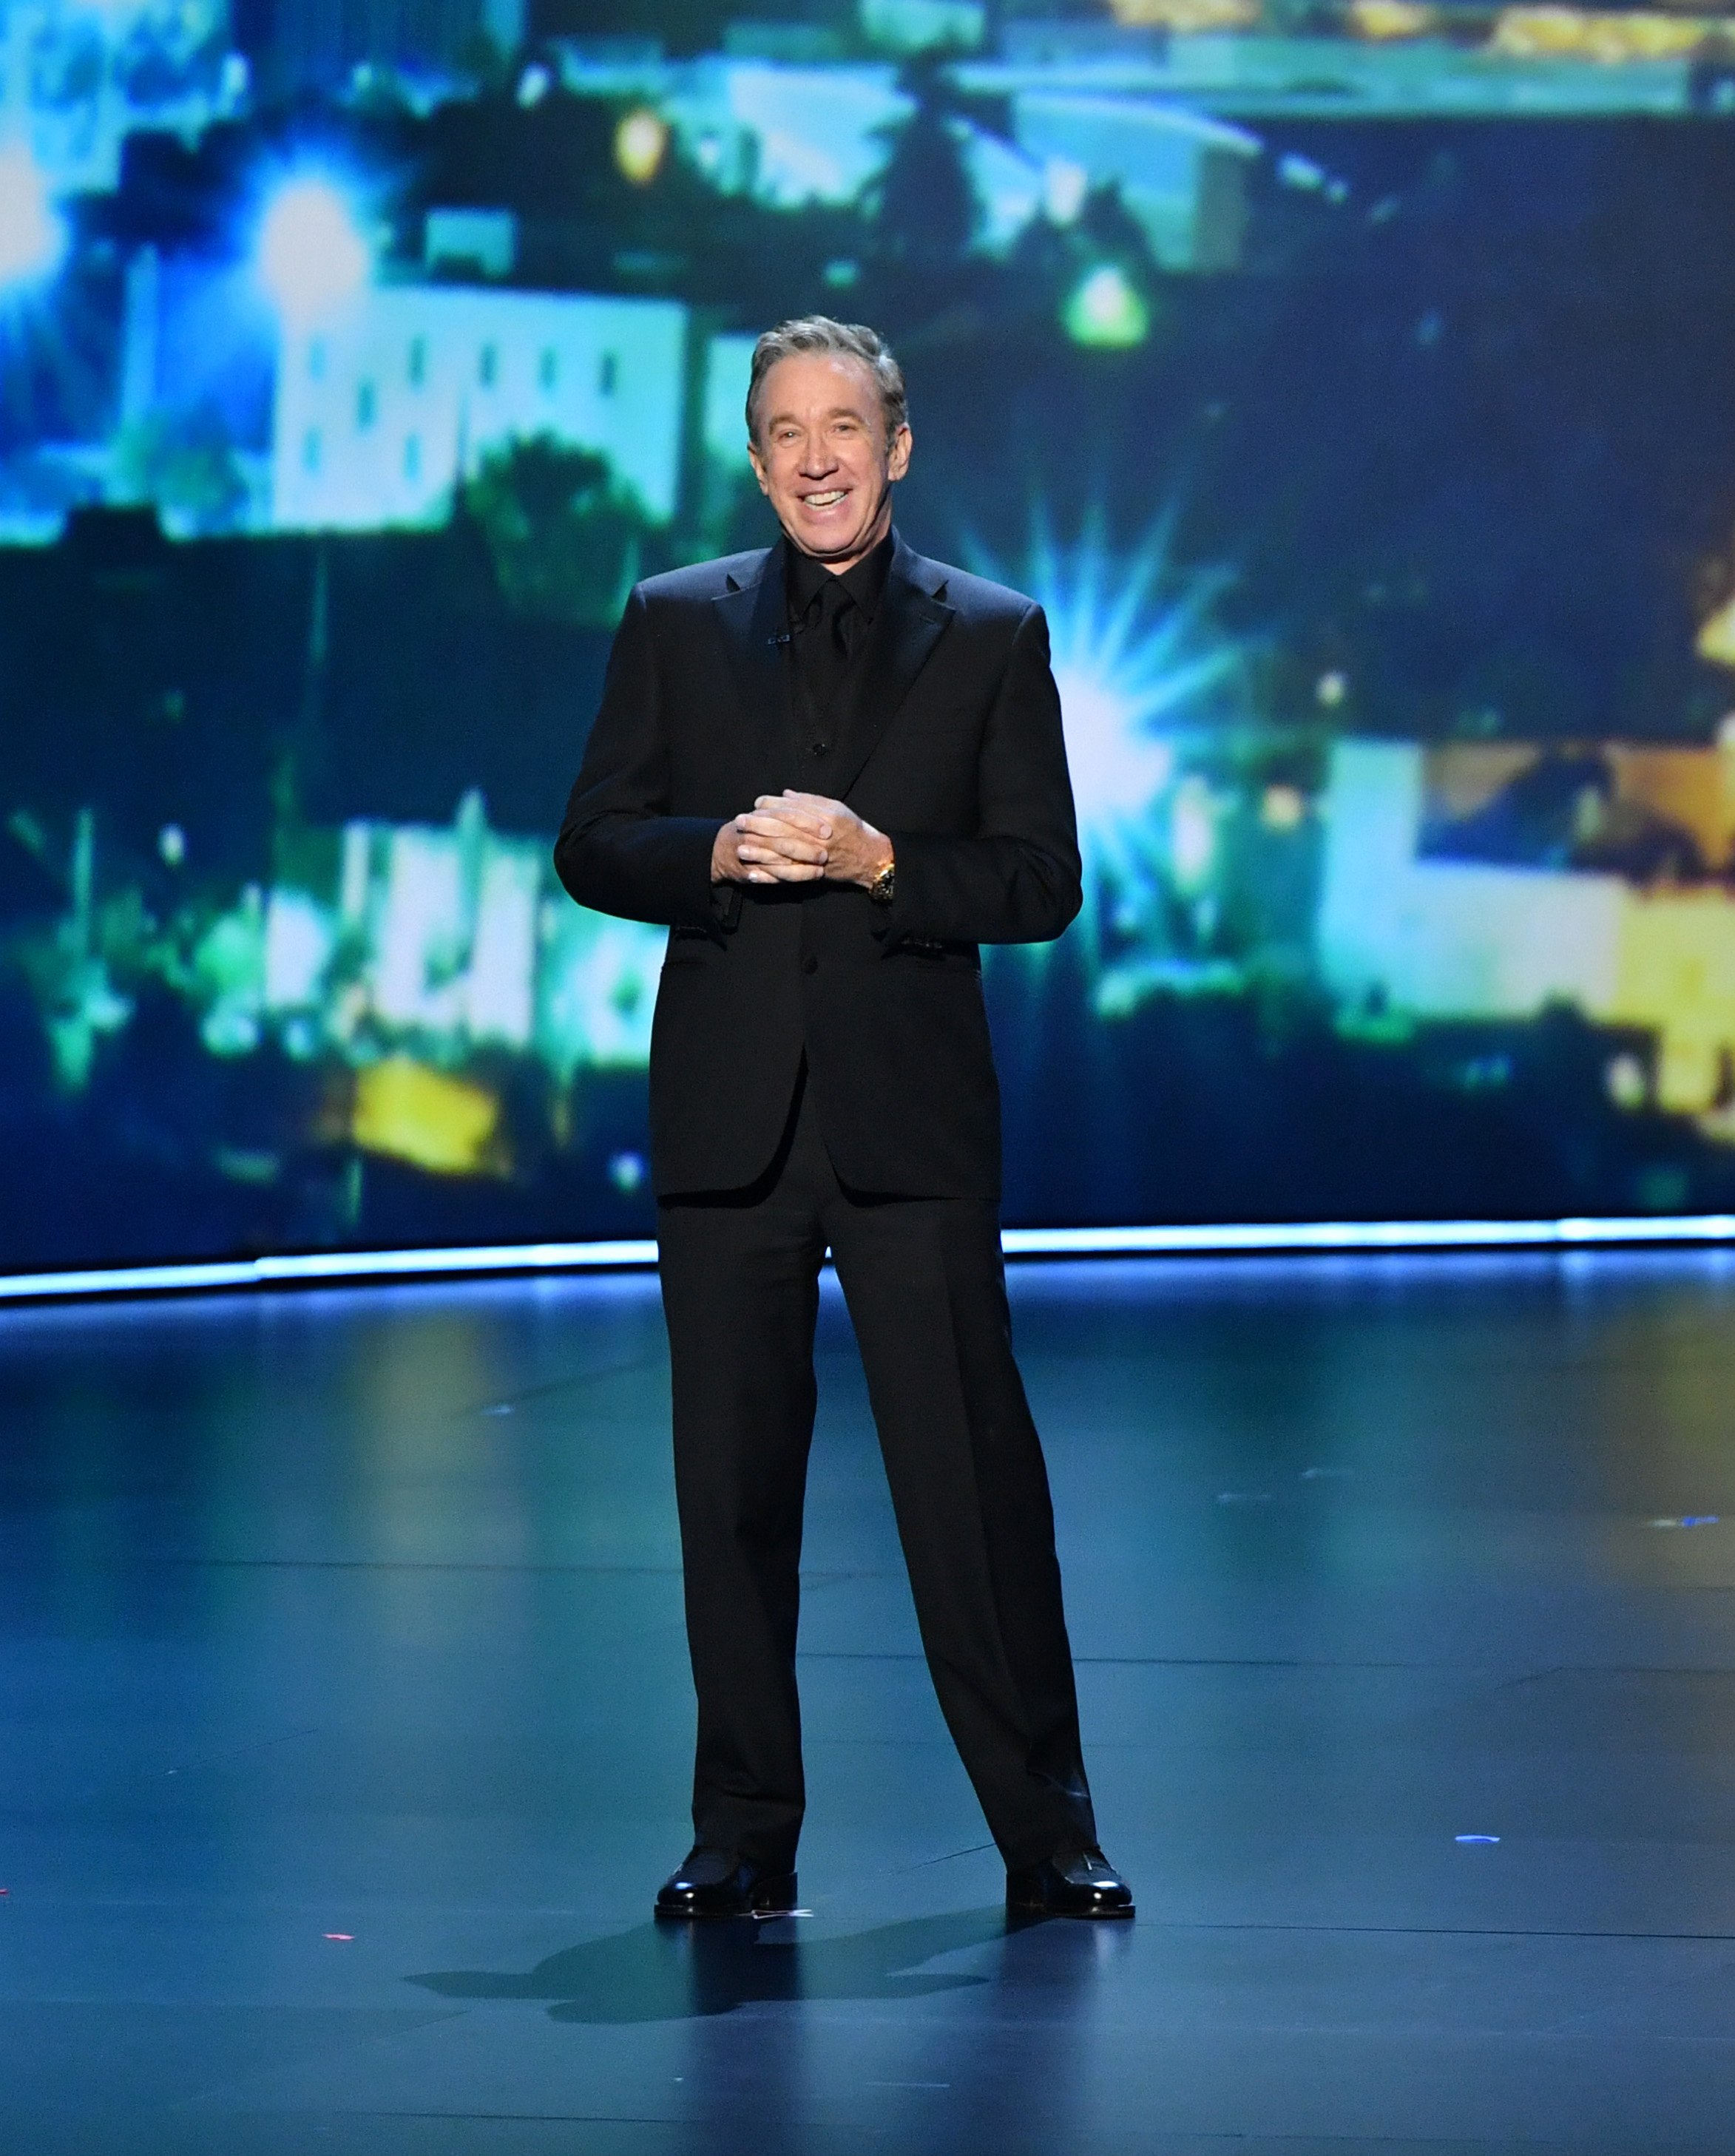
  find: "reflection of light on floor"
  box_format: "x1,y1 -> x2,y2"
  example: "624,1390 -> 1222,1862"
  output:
967,506 -> 1252,949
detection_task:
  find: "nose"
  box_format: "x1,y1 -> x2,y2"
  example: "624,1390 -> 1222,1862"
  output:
797,435 -> 839,477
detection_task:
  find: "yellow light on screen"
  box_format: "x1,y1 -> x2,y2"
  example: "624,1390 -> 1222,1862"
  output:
1697,592 -> 1735,670
1609,892 -> 1735,1116
1489,6 -> 1715,61
1260,784 -> 1307,832
352,1056 -> 504,1176
1350,0 -> 1435,38
1110,0 -> 1257,27
615,109 -> 669,186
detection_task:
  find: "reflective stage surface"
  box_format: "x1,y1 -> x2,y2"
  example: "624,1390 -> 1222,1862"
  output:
6,1252 -> 1735,2153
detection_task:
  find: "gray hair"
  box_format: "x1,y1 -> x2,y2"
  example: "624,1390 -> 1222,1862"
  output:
745,317 -> 908,446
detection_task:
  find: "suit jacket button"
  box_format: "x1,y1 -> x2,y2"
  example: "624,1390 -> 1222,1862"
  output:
802,956 -> 819,974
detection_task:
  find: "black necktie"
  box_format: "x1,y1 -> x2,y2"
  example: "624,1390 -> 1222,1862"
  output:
799,576 -> 856,743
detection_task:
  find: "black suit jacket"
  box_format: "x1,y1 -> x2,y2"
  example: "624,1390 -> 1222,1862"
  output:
554,532 -> 1081,1199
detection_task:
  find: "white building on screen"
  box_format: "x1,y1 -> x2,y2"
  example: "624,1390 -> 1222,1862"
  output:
270,285 -> 691,532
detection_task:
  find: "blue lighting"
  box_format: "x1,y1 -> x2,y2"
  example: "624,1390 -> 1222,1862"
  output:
966,507 -> 1254,960
0,1242 -> 660,1306
1000,1217 -> 1735,1255
0,143 -> 67,293
255,173 -> 371,321
3,1218 -> 1735,1306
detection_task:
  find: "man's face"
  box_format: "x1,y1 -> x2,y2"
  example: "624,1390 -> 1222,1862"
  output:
748,352 -> 913,569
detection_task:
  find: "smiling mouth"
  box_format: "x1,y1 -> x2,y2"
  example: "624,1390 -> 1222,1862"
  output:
801,489 -> 848,509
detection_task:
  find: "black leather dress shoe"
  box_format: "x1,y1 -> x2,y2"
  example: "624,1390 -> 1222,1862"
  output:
654,1846 -> 797,1920
1006,1847 -> 1134,1919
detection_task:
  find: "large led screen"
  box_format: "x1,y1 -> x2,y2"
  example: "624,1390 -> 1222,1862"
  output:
7,0 -> 1735,1273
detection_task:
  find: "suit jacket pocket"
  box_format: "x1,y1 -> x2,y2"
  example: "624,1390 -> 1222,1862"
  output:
663,924 -> 717,969
888,937 -> 981,973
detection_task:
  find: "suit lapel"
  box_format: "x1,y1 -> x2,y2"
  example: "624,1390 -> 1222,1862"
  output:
826,538 -> 955,801
711,546 -> 794,796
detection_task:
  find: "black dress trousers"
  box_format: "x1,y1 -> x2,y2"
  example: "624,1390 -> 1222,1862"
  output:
657,1069 -> 1098,1874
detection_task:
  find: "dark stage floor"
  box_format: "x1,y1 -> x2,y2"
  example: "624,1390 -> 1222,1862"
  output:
6,1251 -> 1735,2153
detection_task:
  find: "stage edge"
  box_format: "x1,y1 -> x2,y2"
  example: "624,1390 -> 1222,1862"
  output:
3,1216 -> 1735,1305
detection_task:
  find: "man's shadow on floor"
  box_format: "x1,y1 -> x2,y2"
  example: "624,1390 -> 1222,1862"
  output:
410,1908 -> 1078,2024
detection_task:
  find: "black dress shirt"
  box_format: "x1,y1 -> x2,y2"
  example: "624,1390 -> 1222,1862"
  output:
784,530 -> 895,759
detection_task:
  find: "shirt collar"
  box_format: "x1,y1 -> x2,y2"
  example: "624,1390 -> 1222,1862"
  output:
784,527 -> 896,623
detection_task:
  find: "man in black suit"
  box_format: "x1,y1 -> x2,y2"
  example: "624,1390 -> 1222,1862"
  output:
555,317 -> 1130,1921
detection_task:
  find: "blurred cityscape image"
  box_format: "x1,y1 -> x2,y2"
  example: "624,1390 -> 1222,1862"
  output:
9,0 -> 1735,1268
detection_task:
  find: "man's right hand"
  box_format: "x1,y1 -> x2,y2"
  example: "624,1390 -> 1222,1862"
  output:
711,807 -> 831,885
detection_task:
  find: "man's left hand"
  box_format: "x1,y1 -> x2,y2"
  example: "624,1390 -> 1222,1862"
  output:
755,792 -> 893,890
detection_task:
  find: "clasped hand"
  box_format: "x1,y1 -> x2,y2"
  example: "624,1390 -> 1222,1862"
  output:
711,790 -> 891,889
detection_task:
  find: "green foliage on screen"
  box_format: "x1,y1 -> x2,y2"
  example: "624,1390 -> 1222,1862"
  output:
463,435 -> 654,629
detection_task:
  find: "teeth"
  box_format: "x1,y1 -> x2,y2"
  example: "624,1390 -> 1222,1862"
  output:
804,491 -> 846,506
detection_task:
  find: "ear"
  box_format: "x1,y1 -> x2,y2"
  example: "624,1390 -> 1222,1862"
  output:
746,436 -> 772,498
886,424 -> 913,484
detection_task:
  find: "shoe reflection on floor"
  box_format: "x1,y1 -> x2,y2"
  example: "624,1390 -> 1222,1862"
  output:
409,1902 -> 1132,2024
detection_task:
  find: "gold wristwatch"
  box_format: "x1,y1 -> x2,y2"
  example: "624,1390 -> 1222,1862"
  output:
868,855 -> 896,906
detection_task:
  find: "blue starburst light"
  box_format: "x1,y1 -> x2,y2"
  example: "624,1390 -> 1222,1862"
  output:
966,506 -> 1255,958
256,172 -> 371,322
